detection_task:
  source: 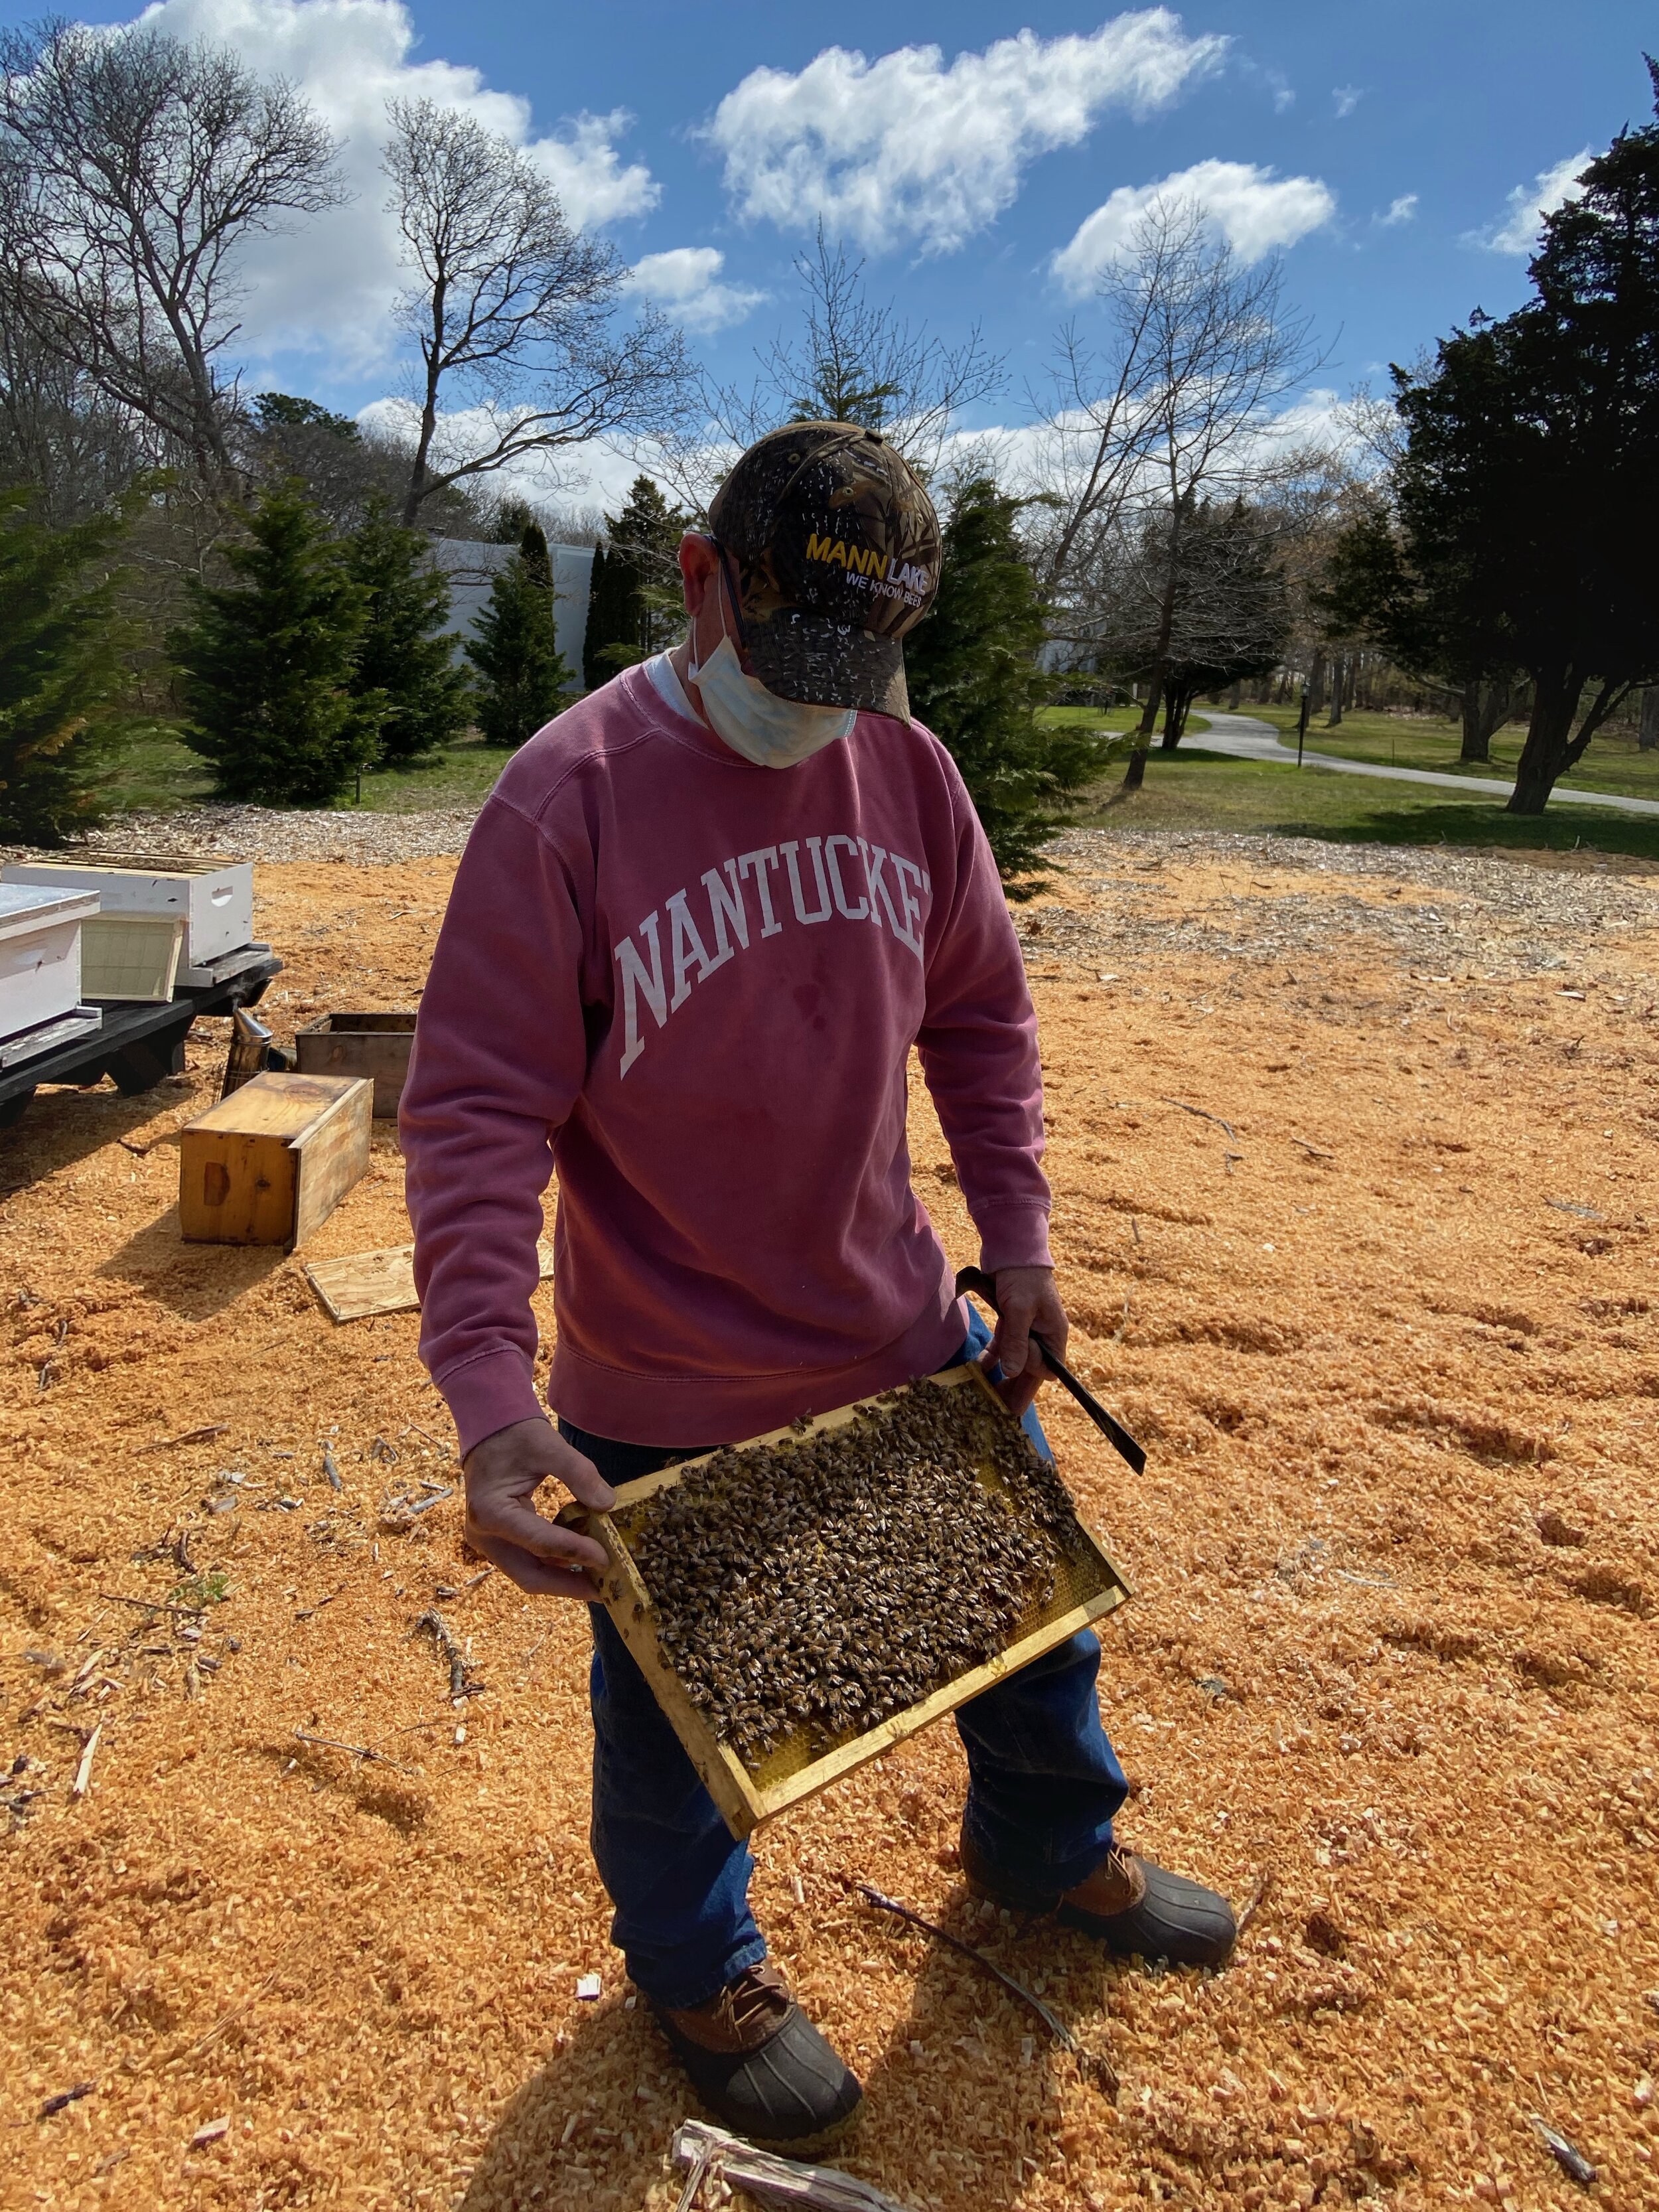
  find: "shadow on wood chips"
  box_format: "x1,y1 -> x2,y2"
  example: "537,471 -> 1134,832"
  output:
94,1205 -> 292,1322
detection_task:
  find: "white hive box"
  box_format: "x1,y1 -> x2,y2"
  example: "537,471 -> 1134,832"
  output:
1,855 -> 255,977
0,883 -> 100,1044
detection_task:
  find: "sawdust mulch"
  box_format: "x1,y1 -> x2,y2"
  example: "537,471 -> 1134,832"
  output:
3,839 -> 1658,2212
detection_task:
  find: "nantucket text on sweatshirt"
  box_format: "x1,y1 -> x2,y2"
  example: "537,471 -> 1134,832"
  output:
614,834 -> 931,1076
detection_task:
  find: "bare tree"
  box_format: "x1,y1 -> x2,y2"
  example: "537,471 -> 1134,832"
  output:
384,100 -> 691,526
0,21 -> 342,482
1077,496 -> 1289,744
1027,199 -> 1319,786
693,228 -> 1003,496
0,303 -> 153,523
1023,220 -> 1189,603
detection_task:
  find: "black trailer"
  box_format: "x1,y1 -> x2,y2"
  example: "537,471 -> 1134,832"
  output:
0,951 -> 282,1129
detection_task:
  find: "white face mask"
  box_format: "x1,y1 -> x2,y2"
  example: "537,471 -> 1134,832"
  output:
689,613 -> 856,770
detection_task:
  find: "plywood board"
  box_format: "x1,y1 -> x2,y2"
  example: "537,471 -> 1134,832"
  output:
80,914 -> 184,1002
179,1072 -> 372,1248
568,1364 -> 1133,1840
305,1236 -> 555,1323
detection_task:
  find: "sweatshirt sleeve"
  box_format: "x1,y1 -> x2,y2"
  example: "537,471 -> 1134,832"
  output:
400,793 -> 591,1456
914,776 -> 1052,1274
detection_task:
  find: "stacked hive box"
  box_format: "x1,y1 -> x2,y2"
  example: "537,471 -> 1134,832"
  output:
0,883 -> 103,1064
1,857 -> 265,994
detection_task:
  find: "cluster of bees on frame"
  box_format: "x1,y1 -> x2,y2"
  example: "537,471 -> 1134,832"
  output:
625,1380 -> 1090,1768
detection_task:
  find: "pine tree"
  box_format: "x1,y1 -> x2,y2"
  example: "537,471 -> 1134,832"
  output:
0,486 -> 136,844
904,477 -> 1099,893
346,499 -> 471,765
582,475 -> 687,687
465,524 -> 571,747
169,482 -> 384,806
518,519 -> 553,592
1385,75 -> 1659,812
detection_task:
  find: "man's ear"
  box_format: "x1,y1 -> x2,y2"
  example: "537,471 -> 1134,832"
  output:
678,530 -> 719,619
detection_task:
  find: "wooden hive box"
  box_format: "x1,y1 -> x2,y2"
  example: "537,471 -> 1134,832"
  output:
294,1011 -> 417,1118
569,1364 -> 1132,1840
179,1071 -> 372,1248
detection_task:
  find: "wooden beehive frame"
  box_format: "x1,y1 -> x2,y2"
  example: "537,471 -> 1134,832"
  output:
573,1363 -> 1133,1840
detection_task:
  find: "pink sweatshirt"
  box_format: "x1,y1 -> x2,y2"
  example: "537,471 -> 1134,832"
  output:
401,658 -> 1050,1453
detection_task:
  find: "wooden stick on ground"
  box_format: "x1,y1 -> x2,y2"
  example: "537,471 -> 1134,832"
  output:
177,1955 -> 295,2063
139,1424 -> 230,1453
71,1724 -> 102,1798
1162,1096 -> 1238,1142
1236,1870 -> 1273,1937
858,1884 -> 1118,2094
409,1609 -> 476,1700
293,1728 -> 410,1772
97,1590 -> 206,1618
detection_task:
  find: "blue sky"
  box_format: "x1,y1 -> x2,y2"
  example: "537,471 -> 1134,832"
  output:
9,2 -> 1654,504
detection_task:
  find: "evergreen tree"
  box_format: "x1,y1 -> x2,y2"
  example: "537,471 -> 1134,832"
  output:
1319,506 -> 1523,764
346,498 -> 471,764
518,519 -> 554,592
582,475 -> 687,687
904,477 -> 1101,893
465,524 -> 571,747
0,486 -> 136,844
169,482 -> 384,806
1385,74 -> 1659,812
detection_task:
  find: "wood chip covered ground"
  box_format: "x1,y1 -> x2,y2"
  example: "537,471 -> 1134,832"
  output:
3,828 -> 1658,2212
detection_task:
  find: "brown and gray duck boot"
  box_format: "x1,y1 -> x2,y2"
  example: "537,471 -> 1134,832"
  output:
653,1960 -> 863,2150
960,1829 -> 1236,1966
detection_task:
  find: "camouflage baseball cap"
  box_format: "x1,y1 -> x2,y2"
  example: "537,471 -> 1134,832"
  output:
707,421 -> 941,720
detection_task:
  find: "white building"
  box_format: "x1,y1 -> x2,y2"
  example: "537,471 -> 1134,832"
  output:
431,540 -> 594,686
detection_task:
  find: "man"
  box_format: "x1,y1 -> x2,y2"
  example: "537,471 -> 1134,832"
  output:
401,424 -> 1234,2152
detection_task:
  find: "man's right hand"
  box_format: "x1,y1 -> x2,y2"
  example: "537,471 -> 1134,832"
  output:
461,1417 -> 616,1599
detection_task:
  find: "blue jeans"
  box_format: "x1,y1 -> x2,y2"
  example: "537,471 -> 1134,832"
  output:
561,1308 -> 1128,2008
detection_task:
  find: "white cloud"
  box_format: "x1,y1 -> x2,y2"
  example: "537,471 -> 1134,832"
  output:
1472,148 -> 1595,254
704,12 -> 1228,256
1052,159 -> 1335,291
622,248 -> 764,334
127,0 -> 658,372
526,110 -> 660,231
1378,193 -> 1418,228
951,382 -> 1350,498
1332,85 -> 1362,119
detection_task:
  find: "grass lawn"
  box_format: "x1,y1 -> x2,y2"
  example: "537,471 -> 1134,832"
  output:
101,701 -> 1659,865
1040,703 -> 1145,736
1238,701 -> 1659,803
1067,741 -> 1659,863
104,728 -> 513,815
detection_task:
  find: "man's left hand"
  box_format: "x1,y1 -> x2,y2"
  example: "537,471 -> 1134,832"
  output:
984,1265 -> 1069,1418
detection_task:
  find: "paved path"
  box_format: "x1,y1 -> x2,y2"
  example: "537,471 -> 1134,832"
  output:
1189,711 -> 1659,818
